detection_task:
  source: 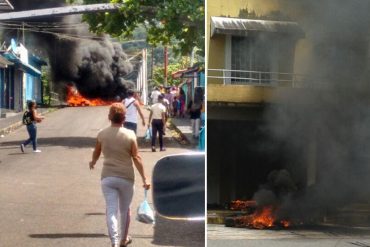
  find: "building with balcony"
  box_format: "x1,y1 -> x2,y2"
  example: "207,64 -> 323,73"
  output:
207,0 -> 308,206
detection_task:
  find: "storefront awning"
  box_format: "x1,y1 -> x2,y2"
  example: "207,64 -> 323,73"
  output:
210,16 -> 305,38
172,67 -> 199,79
2,52 -> 41,77
0,55 -> 13,68
18,62 -> 41,77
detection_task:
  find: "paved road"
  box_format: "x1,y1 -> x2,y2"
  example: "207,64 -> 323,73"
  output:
208,224 -> 370,247
0,106 -> 204,247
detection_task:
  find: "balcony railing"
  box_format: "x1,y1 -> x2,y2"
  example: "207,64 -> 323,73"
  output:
208,69 -> 310,88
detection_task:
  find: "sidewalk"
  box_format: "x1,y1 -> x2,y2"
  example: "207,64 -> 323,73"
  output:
0,108 -> 53,136
170,116 -> 200,147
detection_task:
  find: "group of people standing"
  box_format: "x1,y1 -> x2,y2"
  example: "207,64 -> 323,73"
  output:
150,86 -> 186,118
150,85 -> 203,139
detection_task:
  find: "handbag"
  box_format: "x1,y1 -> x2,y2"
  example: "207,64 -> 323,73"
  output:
136,189 -> 155,224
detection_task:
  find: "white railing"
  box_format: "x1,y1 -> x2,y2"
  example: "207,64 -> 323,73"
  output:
207,69 -> 309,88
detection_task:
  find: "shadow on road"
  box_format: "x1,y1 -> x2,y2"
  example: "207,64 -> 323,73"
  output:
1,137 -> 96,149
152,215 -> 204,247
137,137 -> 194,149
29,233 -> 106,239
1,136 -> 193,150
85,212 -> 105,216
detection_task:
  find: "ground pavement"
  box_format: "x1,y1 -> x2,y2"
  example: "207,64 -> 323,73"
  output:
0,106 -> 204,247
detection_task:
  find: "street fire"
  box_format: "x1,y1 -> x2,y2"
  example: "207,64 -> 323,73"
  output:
227,203 -> 291,229
67,86 -> 113,107
230,200 -> 257,211
249,206 -> 275,229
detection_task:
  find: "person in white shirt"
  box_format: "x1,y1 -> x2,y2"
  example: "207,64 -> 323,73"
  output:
150,87 -> 161,104
122,89 -> 145,134
148,94 -> 167,152
162,94 -> 170,121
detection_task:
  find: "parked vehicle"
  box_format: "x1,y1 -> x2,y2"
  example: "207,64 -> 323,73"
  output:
152,152 -> 205,220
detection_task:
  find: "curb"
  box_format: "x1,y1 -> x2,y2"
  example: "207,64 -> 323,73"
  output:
0,108 -> 58,136
168,118 -> 191,145
0,121 -> 23,136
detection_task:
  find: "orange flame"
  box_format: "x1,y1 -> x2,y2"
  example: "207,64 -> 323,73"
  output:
67,86 -> 114,107
233,205 -> 291,229
230,200 -> 257,211
250,206 -> 275,229
280,220 -> 291,228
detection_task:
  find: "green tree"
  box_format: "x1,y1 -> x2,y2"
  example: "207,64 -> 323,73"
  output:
41,67 -> 51,105
68,0 -> 204,55
153,56 -> 192,86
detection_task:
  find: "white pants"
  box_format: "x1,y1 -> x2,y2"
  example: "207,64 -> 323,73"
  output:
191,118 -> 200,137
101,177 -> 134,245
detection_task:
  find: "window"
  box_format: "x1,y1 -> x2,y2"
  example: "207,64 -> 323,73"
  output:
230,35 -> 273,84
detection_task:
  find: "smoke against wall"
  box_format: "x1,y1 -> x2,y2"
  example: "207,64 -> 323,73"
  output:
254,0 -> 370,224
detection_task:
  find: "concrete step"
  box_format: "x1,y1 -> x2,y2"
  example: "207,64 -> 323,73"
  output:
0,109 -> 19,118
325,204 -> 370,227
208,210 -> 246,225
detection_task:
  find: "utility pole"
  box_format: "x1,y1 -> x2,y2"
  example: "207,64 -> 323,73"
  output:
151,47 -> 154,80
164,46 -> 168,87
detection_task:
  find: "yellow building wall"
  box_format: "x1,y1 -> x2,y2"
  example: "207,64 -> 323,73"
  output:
207,0 -> 312,103
208,84 -> 306,104
208,84 -> 267,103
207,35 -> 225,84
207,0 -> 282,69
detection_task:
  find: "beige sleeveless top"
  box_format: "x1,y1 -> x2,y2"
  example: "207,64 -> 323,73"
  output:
97,126 -> 136,182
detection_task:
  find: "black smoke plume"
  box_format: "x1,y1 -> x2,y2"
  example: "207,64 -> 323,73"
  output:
5,0 -> 134,100
250,0 -> 370,224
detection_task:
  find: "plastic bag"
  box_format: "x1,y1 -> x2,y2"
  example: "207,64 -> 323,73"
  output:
144,127 -> 152,141
136,190 -> 155,224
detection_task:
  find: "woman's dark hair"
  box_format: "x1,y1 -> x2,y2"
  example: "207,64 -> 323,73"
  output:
127,89 -> 134,97
27,100 -> 36,110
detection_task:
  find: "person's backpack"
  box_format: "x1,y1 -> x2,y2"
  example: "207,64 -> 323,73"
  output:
22,111 -> 33,125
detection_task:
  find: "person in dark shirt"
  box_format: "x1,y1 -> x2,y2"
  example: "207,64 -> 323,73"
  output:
187,99 -> 202,138
172,96 -> 179,117
20,101 -> 45,153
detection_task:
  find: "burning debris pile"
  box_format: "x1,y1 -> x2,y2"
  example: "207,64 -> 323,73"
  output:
226,205 -> 291,229
225,170 -> 298,229
51,36 -> 135,101
66,85 -> 115,107
229,200 -> 256,211
4,0 -> 135,101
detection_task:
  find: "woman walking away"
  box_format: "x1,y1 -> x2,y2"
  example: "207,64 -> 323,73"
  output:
20,100 -> 44,153
148,94 -> 167,152
89,103 -> 150,247
187,99 -> 202,139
